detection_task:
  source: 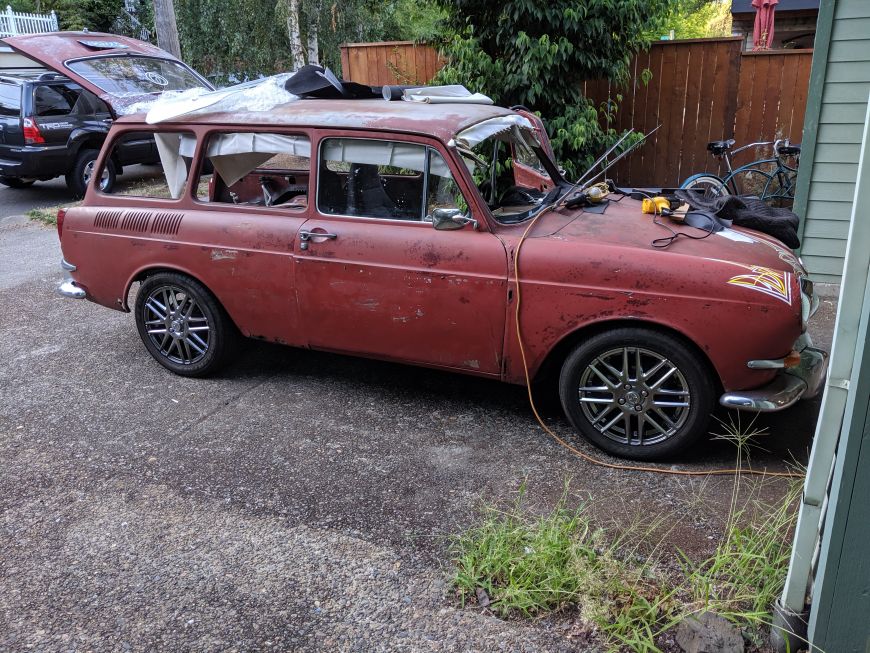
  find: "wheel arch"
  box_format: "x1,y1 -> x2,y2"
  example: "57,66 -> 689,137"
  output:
123,265 -> 233,324
532,318 -> 724,394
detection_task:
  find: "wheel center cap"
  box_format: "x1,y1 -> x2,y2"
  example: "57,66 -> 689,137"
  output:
169,318 -> 184,336
625,390 -> 641,405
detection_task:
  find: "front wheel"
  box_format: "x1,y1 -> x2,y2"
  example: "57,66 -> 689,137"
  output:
680,173 -> 729,201
134,272 -> 238,377
558,328 -> 715,460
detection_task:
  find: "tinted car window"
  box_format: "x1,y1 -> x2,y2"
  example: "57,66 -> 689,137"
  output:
35,84 -> 110,117
67,57 -> 207,95
0,83 -> 21,117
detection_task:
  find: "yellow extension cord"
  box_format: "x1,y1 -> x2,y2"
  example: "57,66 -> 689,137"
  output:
512,208 -> 803,479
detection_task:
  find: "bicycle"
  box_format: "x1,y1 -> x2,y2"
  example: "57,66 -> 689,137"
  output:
680,138 -> 800,206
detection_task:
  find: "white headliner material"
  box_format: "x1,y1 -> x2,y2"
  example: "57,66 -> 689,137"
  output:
322,138 -> 451,177
450,115 -> 538,149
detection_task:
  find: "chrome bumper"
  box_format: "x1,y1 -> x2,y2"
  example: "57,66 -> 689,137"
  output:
57,279 -> 86,299
57,258 -> 86,299
720,337 -> 828,412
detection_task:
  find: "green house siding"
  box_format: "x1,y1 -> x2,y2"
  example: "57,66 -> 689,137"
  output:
795,0 -> 870,285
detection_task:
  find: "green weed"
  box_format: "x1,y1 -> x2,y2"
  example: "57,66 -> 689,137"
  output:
450,420 -> 804,651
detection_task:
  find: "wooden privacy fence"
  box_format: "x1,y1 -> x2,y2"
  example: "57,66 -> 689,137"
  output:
340,37 -> 813,188
340,41 -> 444,87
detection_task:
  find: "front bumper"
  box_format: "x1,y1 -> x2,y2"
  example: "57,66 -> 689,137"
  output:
719,335 -> 828,412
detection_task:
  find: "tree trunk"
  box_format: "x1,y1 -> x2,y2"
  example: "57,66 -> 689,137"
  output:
306,0 -> 321,65
152,0 -> 182,59
285,0 -> 306,70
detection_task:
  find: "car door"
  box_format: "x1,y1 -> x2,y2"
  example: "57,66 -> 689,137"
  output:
295,135 -> 509,375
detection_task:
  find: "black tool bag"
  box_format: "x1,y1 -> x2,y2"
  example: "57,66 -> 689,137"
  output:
674,190 -> 801,248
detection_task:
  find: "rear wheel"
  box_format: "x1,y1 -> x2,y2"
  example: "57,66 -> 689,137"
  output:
558,328 -> 715,460
0,176 -> 35,189
66,149 -> 115,199
135,272 -> 238,377
680,173 -> 728,200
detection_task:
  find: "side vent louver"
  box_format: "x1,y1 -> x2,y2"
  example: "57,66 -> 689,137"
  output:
120,210 -> 152,232
150,212 -> 184,236
94,210 -> 123,230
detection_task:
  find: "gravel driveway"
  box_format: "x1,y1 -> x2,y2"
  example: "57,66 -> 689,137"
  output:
0,198 -> 835,651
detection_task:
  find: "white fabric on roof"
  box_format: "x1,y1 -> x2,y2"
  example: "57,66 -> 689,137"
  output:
322,138 -> 451,177
402,84 -> 493,105
145,74 -> 299,124
450,115 -> 538,150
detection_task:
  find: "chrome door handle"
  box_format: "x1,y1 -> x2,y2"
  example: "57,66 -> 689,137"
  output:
299,229 -> 338,250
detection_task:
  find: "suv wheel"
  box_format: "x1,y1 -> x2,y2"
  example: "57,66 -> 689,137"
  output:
135,272 -> 238,377
0,176 -> 35,189
66,149 -> 115,198
558,328 -> 715,460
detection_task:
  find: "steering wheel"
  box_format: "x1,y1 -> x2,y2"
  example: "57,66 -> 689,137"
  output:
498,185 -> 540,206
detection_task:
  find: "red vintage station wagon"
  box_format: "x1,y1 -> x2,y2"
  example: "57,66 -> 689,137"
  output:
41,36 -> 827,459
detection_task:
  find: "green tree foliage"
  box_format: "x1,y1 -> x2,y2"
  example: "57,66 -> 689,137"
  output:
660,0 -> 732,40
434,0 -> 674,177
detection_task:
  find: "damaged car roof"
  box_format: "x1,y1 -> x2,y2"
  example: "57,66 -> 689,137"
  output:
115,98 -> 517,141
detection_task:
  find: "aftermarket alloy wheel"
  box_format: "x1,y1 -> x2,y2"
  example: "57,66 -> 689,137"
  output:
135,272 -> 237,377
66,149 -> 115,198
559,328 -> 715,460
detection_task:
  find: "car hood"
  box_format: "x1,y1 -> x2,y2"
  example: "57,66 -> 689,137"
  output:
537,197 -> 806,277
1,32 -> 212,117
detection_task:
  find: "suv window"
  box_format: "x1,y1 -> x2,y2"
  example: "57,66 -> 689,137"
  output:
0,83 -> 21,117
34,84 -> 108,117
318,138 -> 439,220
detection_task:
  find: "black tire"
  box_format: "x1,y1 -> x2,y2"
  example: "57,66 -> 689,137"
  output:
135,272 -> 238,377
558,328 -> 715,461
66,149 -> 115,199
0,176 -> 35,189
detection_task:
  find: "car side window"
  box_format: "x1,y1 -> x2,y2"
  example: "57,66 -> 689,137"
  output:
99,130 -> 195,198
196,131 -> 311,209
0,83 -> 20,117
34,84 -> 108,118
318,138 -> 427,220
426,150 -> 469,217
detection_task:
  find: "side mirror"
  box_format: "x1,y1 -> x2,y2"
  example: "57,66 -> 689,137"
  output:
430,207 -> 477,231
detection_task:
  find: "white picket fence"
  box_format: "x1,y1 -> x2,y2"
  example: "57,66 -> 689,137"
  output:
0,6 -> 58,38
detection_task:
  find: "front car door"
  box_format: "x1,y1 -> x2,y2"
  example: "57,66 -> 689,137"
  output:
295,133 -> 508,376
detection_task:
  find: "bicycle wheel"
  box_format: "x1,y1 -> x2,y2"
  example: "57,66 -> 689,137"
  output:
680,173 -> 729,200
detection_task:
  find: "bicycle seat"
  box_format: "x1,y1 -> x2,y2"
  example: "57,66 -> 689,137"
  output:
778,143 -> 801,156
707,139 -> 735,155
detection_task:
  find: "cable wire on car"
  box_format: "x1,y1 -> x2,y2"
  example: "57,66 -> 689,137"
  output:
511,189 -> 803,479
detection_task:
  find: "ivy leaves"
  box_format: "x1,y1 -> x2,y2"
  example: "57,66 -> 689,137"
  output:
435,0 -> 673,178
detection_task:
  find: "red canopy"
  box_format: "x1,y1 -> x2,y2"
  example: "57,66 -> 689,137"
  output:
752,0 -> 778,50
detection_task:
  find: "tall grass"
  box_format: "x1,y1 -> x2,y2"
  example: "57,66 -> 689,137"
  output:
450,419 -> 803,651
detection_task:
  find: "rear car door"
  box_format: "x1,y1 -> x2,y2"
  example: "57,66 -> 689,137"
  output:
295,134 -> 509,375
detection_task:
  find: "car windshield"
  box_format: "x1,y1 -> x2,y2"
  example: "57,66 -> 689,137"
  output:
458,130 -> 556,223
66,56 -> 208,96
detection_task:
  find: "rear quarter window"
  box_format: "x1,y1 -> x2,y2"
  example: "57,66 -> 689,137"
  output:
34,84 -> 108,117
0,83 -> 21,117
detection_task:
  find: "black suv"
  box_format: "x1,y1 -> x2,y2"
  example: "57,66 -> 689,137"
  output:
0,71 -> 159,197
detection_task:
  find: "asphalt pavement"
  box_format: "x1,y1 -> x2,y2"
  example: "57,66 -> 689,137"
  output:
0,183 -> 837,651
